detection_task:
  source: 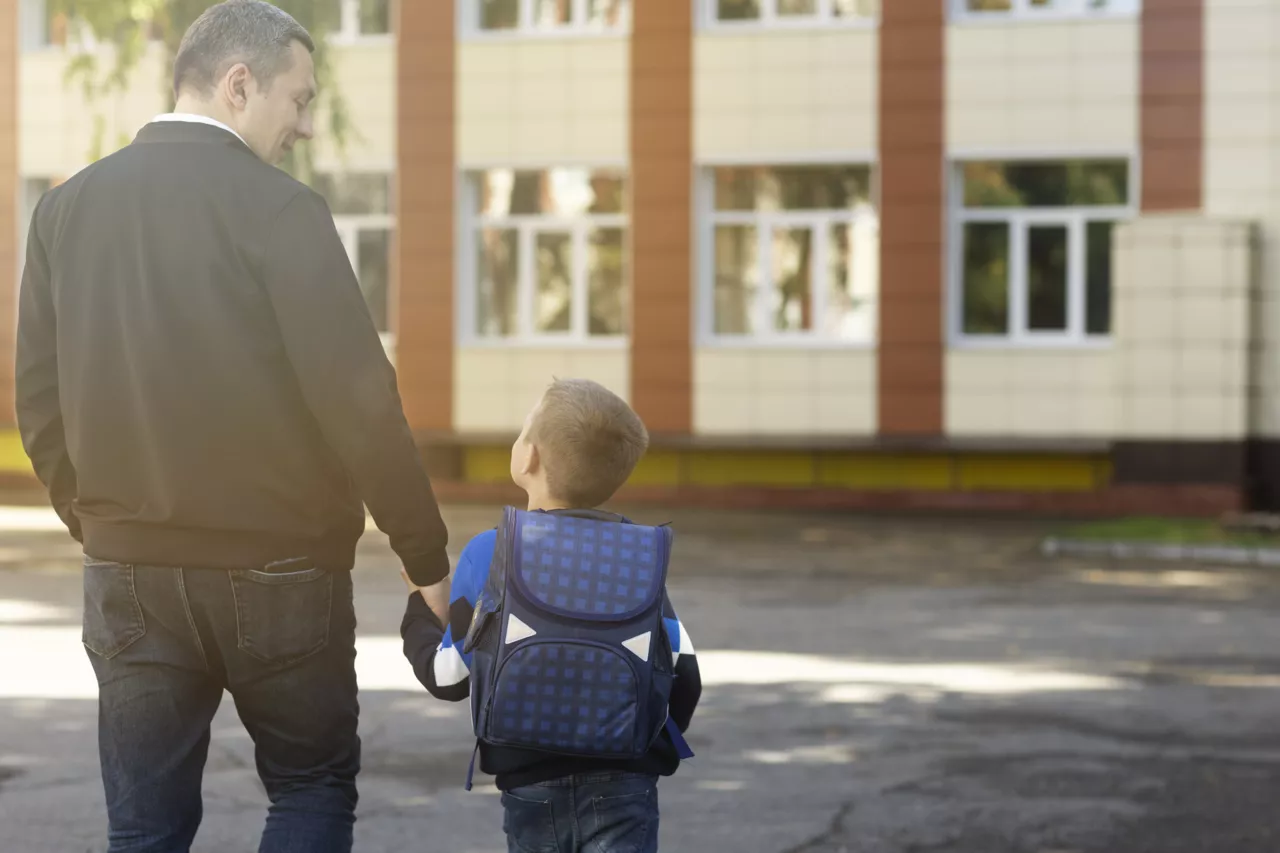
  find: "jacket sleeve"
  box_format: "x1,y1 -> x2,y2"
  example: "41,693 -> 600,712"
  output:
15,194 -> 81,542
262,189 -> 449,585
401,544 -> 479,702
663,593 -> 702,733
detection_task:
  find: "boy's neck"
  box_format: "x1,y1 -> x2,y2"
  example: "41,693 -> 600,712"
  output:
524,489 -> 577,513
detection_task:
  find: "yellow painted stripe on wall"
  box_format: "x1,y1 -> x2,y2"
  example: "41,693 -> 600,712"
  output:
463,447 -> 512,484
462,443 -> 1111,494
0,431 -> 32,474
685,452 -> 815,487
628,452 -> 682,487
956,455 -> 1103,492
817,454 -> 953,491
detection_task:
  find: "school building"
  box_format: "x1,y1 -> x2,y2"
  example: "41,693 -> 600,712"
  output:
1,0 -> 1279,514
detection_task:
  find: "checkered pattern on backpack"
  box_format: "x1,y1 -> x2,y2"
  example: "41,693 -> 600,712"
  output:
518,514 -> 661,617
490,643 -> 636,754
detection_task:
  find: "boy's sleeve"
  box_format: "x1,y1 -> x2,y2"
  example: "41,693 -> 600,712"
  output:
401,538 -> 485,702
662,592 -> 702,733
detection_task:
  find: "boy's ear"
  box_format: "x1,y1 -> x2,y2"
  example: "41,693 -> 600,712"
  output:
523,442 -> 541,477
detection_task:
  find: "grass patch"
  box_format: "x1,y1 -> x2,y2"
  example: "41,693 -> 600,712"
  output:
1062,517 -> 1280,548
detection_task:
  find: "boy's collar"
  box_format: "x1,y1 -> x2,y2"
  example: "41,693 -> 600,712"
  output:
533,507 -> 631,525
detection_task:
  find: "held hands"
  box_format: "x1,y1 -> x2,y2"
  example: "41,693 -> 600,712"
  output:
401,567 -> 451,629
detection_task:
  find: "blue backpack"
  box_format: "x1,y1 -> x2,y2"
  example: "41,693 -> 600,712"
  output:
462,507 -> 693,789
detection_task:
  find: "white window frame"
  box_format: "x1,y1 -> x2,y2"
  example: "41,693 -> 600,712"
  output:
461,0 -> 633,41
949,0 -> 1140,24
948,158 -> 1136,349
331,0 -> 394,45
697,164 -> 879,349
333,214 -> 396,353
701,0 -> 878,31
460,170 -> 629,348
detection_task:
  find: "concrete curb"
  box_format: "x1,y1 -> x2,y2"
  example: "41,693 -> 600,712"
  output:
1042,537 -> 1280,567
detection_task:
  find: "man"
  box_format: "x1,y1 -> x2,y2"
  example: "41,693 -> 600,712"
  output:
15,3 -> 451,851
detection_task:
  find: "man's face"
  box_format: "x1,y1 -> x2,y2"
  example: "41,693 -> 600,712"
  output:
240,40 -> 316,165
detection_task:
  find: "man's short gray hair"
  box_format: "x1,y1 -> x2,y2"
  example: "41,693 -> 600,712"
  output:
173,1 -> 315,99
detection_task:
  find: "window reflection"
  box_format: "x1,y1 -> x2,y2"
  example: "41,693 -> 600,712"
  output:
480,0 -> 520,29
588,228 -> 627,335
535,232 -> 574,333
714,166 -> 874,212
714,226 -> 759,335
477,228 -> 520,336
469,169 -> 628,341
478,169 -> 626,217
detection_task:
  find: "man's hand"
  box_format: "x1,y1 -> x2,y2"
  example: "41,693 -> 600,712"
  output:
401,568 -> 450,628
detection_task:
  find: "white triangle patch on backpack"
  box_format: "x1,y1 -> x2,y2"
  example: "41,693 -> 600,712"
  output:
622,631 -> 652,661
505,614 -> 537,645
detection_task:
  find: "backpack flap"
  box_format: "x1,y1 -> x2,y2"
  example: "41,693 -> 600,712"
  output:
512,511 -> 669,623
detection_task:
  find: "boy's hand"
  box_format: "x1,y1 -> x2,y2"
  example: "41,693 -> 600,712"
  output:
402,568 -> 451,629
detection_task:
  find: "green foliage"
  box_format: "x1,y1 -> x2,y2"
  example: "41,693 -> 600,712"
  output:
1062,517 -> 1280,548
46,0 -> 352,179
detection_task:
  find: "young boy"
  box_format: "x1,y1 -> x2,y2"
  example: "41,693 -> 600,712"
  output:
401,378 -> 701,853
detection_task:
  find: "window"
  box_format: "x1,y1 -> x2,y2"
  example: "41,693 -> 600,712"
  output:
703,165 -> 878,344
953,160 -> 1132,344
952,0 -> 1140,20
19,0 -> 70,49
466,168 -> 628,343
470,0 -> 631,36
313,173 -> 395,337
707,0 -> 878,27
334,0 -> 392,42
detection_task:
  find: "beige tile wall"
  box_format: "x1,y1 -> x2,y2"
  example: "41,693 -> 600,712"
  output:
454,347 -> 630,432
694,30 -> 876,161
20,46 -> 166,177
946,19 -> 1139,153
1111,216 -> 1254,440
693,349 -> 876,436
313,42 -> 396,172
457,39 -> 629,167
1203,0 -> 1280,436
946,351 -> 1117,438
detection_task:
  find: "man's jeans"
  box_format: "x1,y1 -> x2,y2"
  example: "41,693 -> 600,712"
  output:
82,558 -> 360,853
502,772 -> 660,853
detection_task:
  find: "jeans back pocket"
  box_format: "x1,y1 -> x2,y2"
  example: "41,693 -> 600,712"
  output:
501,790 -> 560,853
82,560 -> 146,659
591,784 -> 658,853
230,565 -> 333,666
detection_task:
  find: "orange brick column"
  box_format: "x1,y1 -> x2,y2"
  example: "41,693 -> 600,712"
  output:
877,2 -> 945,437
1141,0 -> 1203,211
0,0 -> 17,426
629,1 -> 693,435
395,0 -> 454,432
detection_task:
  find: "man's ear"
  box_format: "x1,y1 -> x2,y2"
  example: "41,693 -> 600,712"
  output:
223,63 -> 252,109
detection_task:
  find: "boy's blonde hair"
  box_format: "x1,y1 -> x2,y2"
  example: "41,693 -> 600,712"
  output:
528,378 -> 649,508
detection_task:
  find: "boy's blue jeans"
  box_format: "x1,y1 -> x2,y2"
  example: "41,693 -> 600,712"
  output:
83,559 -> 360,853
502,772 -> 660,853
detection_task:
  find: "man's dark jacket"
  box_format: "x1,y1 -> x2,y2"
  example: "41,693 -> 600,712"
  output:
16,120 -> 449,584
